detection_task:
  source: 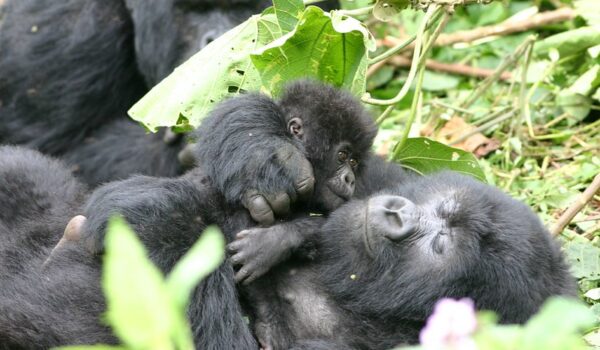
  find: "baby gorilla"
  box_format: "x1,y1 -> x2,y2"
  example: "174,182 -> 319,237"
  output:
193,80 -> 379,283
193,80 -> 378,223
241,172 -> 577,350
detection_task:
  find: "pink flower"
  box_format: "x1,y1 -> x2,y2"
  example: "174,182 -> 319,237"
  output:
419,298 -> 477,350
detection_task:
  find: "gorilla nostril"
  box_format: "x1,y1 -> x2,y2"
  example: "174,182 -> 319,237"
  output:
200,30 -> 218,47
383,197 -> 408,211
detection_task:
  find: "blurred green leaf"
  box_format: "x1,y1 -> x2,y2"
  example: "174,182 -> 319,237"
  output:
518,297 -> 596,350
372,0 -> 409,22
420,71 -> 461,91
575,0 -> 600,26
103,216 -> 179,350
340,0 -> 372,10
167,226 -> 225,311
251,6 -> 375,97
556,91 -> 592,121
534,26 -> 600,58
392,137 -> 486,182
564,240 -> 600,281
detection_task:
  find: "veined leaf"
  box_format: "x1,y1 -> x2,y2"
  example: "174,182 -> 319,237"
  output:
392,137 -> 486,182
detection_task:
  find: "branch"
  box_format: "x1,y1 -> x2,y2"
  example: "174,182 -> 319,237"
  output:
382,8 -> 575,50
385,56 -> 513,80
550,173 -> 600,236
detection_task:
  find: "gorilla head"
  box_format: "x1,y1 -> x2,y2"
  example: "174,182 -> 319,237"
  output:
245,171 -> 577,349
124,0 -> 270,85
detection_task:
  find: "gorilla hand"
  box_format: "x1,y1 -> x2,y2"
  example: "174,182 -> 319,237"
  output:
242,142 -> 315,226
228,224 -> 300,284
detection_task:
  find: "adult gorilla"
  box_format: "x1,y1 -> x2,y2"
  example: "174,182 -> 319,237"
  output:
0,149 -> 575,349
0,0 -> 268,186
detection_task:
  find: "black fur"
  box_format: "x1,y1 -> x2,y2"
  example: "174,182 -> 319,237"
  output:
0,147 -> 256,349
0,0 -> 267,186
193,80 -> 378,213
242,172 -> 577,349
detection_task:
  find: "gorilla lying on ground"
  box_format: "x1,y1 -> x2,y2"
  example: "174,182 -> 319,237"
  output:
0,80 -> 385,348
0,0 -> 269,186
240,172 -> 577,349
0,145 -> 576,349
0,146 -> 257,349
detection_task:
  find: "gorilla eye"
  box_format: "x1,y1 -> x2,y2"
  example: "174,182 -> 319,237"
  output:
338,151 -> 348,162
349,158 -> 358,168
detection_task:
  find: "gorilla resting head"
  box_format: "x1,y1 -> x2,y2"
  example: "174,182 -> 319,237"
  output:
193,80 -> 378,224
244,171 -> 577,350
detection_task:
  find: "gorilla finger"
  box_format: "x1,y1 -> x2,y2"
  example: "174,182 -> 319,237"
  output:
276,146 -> 315,199
235,267 -> 251,284
227,240 -> 247,253
243,193 -> 275,225
266,192 -> 291,217
229,253 -> 246,265
242,268 -> 265,285
236,229 -> 252,239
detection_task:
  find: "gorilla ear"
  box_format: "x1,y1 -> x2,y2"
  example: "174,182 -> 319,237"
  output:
288,118 -> 303,139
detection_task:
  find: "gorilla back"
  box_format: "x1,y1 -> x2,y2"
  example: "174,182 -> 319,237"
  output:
244,172 -> 577,350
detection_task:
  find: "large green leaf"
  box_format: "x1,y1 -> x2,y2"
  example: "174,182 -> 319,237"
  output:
167,226 -> 225,311
392,137 -> 486,182
102,216 -> 178,350
128,16 -> 268,131
251,6 -> 375,97
273,0 -> 304,33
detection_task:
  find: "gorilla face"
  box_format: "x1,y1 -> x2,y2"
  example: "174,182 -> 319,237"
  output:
319,172 -> 575,323
124,0 -> 267,85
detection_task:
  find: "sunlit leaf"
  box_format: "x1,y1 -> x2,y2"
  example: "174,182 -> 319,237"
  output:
128,16 -> 266,130
167,226 -> 225,311
273,0 -> 304,33
392,137 -> 486,182
251,6 -> 375,97
102,216 -> 177,350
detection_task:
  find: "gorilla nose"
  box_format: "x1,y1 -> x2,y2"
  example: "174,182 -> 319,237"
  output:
200,29 -> 219,48
369,195 -> 417,241
341,168 -> 355,198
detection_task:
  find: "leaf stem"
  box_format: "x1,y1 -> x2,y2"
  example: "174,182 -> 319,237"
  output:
393,60 -> 426,157
338,5 -> 375,16
361,5 -> 446,106
368,8 -> 443,65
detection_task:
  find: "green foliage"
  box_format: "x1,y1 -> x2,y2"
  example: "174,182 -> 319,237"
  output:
476,298 -> 596,350
395,298 -> 596,350
372,0 -> 409,22
564,240 -> 600,281
251,6 -> 374,96
129,3 -> 374,131
59,217 -> 225,350
392,138 -> 485,181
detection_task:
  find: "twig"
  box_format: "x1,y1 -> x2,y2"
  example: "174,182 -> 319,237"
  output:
383,8 -> 575,50
338,5 -> 374,16
551,173 -> 600,236
387,56 -> 513,80
362,5 -> 442,106
369,9 -> 443,65
448,109 -> 517,145
460,35 -> 535,108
